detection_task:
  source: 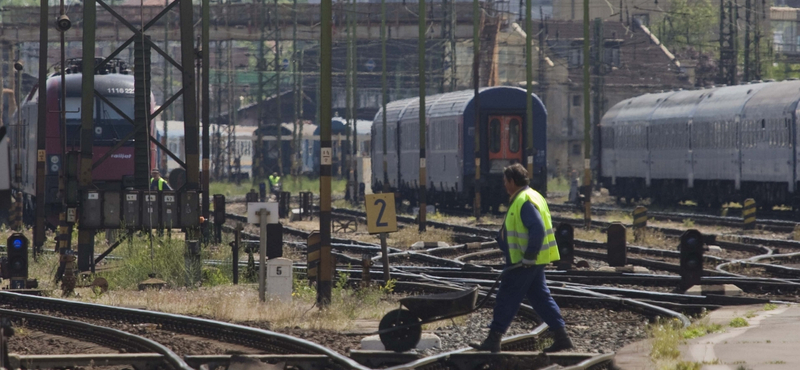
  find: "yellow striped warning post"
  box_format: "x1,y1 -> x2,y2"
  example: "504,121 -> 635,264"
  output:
742,198 -> 756,230
632,206 -> 647,242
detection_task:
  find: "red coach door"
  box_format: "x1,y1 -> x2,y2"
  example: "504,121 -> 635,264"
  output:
488,115 -> 523,163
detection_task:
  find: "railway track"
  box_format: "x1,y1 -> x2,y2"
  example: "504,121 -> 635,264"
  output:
549,203 -> 799,234
0,291 -> 370,370
0,307 -> 191,370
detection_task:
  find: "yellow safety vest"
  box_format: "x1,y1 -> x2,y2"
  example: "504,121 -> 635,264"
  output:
269,175 -> 281,186
504,187 -> 560,265
150,177 -> 168,191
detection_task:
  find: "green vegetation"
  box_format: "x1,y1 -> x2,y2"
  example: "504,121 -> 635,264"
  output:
682,219 -> 695,228
209,176 -> 347,198
764,303 -> 778,311
648,317 -> 725,370
729,317 -> 749,328
547,177 -> 571,193
682,322 -> 722,340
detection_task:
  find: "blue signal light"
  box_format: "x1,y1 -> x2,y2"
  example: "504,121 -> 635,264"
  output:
12,239 -> 22,249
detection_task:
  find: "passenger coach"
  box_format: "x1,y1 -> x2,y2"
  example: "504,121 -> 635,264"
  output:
600,80 -> 800,208
371,86 -> 547,212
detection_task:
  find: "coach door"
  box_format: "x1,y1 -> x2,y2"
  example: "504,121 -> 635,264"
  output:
488,115 -> 523,168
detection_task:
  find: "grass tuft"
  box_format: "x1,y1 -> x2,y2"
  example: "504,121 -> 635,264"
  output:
764,303 -> 778,311
729,317 -> 749,328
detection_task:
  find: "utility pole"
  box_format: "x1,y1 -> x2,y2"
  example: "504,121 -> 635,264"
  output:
525,0 -> 533,181
227,39 -> 234,180
472,0 -> 481,219
381,0 -> 389,191
345,0 -> 353,199
162,0 -> 169,174
744,0 -> 751,82
319,0 -> 333,307
582,0 -> 591,227
255,1 -> 265,181
419,0 -> 427,232
592,17 -> 605,187
753,0 -> 762,80
202,0 -> 210,236
351,0 -> 359,204
34,0 -> 48,256
78,0 -> 96,272
291,0 -> 298,176
216,41 -> 223,179
274,0 -> 283,177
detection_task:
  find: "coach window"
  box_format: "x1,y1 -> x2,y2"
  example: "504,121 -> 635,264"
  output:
489,118 -> 501,153
509,118 -> 520,153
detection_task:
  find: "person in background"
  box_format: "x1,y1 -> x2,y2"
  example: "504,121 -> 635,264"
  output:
268,171 -> 282,197
470,163 -> 573,353
150,169 -> 173,191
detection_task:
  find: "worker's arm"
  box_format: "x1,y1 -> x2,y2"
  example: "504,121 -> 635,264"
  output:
519,201 -> 545,265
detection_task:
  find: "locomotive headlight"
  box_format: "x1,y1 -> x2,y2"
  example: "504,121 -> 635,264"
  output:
49,155 -> 61,174
13,60 -> 23,72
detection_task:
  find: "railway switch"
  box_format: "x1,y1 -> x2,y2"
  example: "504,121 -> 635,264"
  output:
606,223 -> 627,267
679,229 -> 704,289
6,233 -> 28,290
554,223 -> 574,270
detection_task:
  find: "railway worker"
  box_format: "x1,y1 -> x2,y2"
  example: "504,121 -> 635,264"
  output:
470,163 -> 573,353
268,171 -> 282,196
150,169 -> 173,191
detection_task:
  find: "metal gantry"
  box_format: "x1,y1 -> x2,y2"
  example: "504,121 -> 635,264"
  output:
67,0 -> 199,272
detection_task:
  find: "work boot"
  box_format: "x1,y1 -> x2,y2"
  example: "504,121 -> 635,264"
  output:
543,327 -> 573,353
469,329 -> 503,353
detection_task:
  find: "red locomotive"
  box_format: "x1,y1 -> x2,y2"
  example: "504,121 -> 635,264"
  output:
9,58 -> 156,227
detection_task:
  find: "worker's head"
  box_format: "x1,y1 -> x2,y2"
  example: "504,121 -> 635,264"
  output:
272,172 -> 278,177
151,169 -> 161,180
503,163 -> 529,195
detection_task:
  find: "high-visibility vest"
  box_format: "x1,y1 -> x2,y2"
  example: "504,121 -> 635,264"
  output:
503,187 -> 560,265
150,177 -> 168,191
269,175 -> 281,186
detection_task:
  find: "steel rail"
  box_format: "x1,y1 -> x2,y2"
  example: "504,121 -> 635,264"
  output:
0,308 -> 190,370
0,292 -> 371,370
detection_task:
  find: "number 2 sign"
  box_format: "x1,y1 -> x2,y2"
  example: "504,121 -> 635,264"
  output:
365,193 -> 398,234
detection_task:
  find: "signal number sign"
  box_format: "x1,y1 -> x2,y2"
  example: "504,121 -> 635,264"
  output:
365,193 -> 398,234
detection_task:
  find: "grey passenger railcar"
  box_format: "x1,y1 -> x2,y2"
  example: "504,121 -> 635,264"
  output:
372,86 -> 547,212
600,80 -> 800,208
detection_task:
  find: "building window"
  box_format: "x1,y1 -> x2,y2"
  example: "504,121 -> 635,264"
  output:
572,95 -> 581,107
572,143 -> 582,155
568,48 -> 583,68
604,46 -> 621,67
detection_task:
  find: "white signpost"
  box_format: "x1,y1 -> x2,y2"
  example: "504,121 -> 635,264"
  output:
247,202 -> 279,302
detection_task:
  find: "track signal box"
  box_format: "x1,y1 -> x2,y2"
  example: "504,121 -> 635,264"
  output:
679,229 -> 704,289
554,223 -> 574,270
6,233 -> 28,289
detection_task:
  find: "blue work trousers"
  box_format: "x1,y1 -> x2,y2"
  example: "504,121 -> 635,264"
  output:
489,265 -> 566,333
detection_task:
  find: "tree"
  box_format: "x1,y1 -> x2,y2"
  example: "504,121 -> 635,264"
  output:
657,0 -> 718,53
